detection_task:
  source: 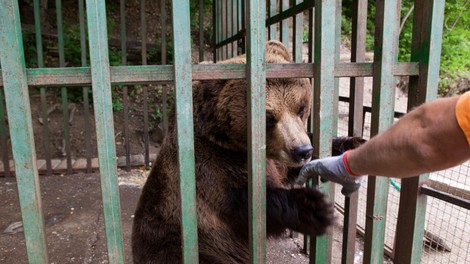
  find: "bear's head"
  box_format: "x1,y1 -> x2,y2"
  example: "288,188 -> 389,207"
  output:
193,40 -> 312,167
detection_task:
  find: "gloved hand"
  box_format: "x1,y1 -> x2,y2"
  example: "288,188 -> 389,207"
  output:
297,151 -> 364,196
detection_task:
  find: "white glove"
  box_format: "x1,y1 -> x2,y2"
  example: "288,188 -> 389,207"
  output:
297,151 -> 364,196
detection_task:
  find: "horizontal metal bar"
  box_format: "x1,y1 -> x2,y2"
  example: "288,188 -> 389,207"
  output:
214,29 -> 245,49
265,1 -> 315,27
420,185 -> 470,210
0,62 -> 419,87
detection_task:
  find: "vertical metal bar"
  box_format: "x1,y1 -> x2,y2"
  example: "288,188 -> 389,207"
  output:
246,0 -> 266,262
0,0 -> 48,262
280,0 -> 289,49
79,0 -> 92,173
240,0 -> 245,54
269,0 -> 277,40
199,0 -> 205,62
161,0 -> 169,135
303,7 -> 314,254
293,0 -> 303,63
363,1 -> 399,263
34,0 -> 52,175
141,0 -> 150,167
232,0 -> 238,56
310,0 -> 337,263
171,0 -> 199,262
0,89 -> 10,177
222,0 -> 227,60
56,0 -> 72,174
342,1 -> 367,264
394,1 -> 444,263
212,0 -> 217,62
120,0 -> 131,171
85,1 -> 124,262
227,0 -> 233,58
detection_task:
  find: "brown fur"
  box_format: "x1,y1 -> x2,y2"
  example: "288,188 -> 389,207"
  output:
132,41 -> 335,264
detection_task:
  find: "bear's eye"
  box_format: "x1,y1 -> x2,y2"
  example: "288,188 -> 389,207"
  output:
298,104 -> 305,118
266,113 -> 277,127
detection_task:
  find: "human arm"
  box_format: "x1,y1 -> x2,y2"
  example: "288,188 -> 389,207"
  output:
298,95 -> 470,195
348,95 -> 470,177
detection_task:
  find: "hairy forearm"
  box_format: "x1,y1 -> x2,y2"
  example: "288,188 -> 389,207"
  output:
347,96 -> 470,178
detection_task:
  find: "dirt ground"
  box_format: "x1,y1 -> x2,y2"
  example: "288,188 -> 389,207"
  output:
0,171 -> 361,264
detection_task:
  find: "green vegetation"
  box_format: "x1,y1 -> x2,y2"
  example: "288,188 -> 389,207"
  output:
342,0 -> 470,95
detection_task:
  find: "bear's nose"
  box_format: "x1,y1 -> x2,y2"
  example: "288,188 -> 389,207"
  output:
292,144 -> 313,162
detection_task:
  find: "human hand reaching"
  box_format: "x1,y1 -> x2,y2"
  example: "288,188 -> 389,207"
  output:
297,151 -> 364,196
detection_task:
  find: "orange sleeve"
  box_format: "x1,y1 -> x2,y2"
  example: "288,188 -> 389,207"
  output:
455,91 -> 470,145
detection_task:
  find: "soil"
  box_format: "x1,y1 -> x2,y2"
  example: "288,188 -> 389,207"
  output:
0,172 -> 351,264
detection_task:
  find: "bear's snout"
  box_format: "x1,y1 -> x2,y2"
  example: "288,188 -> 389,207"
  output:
291,144 -> 313,163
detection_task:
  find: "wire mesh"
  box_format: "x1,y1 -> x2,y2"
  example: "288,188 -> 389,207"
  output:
337,91 -> 470,263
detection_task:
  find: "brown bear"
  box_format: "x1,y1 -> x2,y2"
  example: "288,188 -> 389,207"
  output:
132,40 -> 357,263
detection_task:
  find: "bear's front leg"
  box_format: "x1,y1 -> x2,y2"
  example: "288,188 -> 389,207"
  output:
226,186 -> 334,238
265,187 -> 335,236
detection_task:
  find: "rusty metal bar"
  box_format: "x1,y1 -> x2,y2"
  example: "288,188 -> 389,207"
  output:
342,1 -> 367,263
0,87 -> 9,177
420,186 -> 470,210
141,0 -> 150,167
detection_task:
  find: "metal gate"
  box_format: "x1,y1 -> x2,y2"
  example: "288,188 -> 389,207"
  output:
0,0 -> 445,263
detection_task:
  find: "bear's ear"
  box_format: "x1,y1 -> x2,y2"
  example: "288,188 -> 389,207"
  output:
266,40 -> 292,62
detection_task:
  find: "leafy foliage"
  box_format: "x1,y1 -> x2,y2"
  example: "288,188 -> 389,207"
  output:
342,0 -> 470,95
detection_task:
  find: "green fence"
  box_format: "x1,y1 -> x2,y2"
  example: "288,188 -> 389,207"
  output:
0,0 -> 445,263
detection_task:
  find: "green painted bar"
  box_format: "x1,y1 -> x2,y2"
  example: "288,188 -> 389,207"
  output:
140,0 -> 150,166
227,0 -> 233,58
0,62 -> 419,88
232,0 -> 238,56
199,0 -> 205,61
293,0 -> 303,63
34,0 -> 53,175
0,0 -> 48,262
85,0 -> 125,263
394,1 -> 445,263
120,0 -> 131,170
363,1 -> 399,263
280,0 -> 289,49
56,0 -> 73,174
171,0 -> 199,262
269,0 -> 277,40
79,0 -> 92,172
311,0 -> 337,263
343,1 -> 367,263
246,0 -> 266,263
